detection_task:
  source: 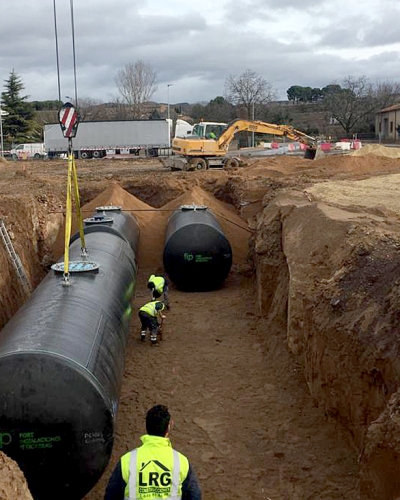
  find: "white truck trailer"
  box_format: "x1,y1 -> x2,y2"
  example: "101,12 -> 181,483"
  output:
44,119 -> 170,159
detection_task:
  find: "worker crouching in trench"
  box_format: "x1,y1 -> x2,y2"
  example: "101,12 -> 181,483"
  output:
138,300 -> 166,346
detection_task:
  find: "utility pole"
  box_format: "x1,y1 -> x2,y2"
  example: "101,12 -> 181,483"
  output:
167,83 -> 173,148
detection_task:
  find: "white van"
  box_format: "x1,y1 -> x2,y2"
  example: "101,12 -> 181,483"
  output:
10,143 -> 47,160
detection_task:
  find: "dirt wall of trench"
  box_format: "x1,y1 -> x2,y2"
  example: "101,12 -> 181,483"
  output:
251,189 -> 400,499
0,194 -> 64,329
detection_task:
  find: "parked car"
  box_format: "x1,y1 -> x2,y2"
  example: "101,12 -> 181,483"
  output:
10,143 -> 47,160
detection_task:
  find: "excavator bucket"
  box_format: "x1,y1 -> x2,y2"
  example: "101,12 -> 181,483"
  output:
304,146 -> 324,160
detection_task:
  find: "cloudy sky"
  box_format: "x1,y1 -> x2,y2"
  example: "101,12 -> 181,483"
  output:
1,0 -> 399,106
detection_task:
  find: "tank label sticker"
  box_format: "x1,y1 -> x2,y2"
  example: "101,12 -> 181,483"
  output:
19,432 -> 62,450
0,431 -> 63,450
183,252 -> 213,263
195,255 -> 213,263
82,431 -> 104,445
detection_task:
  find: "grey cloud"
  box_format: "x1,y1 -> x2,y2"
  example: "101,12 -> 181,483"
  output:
1,0 -> 399,105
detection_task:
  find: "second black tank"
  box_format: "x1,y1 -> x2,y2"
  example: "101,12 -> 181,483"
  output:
163,205 -> 232,291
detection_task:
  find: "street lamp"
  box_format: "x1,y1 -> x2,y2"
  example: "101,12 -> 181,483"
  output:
167,83 -> 173,121
167,83 -> 173,148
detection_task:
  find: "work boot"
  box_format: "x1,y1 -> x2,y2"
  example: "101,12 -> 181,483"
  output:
140,331 -> 146,341
150,333 -> 158,346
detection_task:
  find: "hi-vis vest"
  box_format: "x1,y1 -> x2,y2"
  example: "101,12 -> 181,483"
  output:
149,275 -> 165,294
121,435 -> 189,500
139,301 -> 164,317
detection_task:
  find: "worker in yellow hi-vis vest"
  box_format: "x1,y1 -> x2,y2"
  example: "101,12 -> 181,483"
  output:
147,274 -> 170,310
104,404 -> 202,500
138,300 -> 166,345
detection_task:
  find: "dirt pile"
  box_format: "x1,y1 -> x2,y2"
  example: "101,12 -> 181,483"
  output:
350,143 -> 400,158
0,452 -> 33,500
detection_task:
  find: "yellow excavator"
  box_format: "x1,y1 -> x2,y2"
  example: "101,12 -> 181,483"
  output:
167,119 -> 321,171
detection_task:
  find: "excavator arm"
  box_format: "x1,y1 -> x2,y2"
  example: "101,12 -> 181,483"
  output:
217,119 -> 318,154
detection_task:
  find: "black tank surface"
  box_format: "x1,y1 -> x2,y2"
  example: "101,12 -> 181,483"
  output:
0,211 -> 139,500
75,206 -> 140,250
163,205 -> 232,291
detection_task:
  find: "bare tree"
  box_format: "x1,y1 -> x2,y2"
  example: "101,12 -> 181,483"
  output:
323,76 -> 377,134
77,97 -> 104,121
115,60 -> 157,119
224,69 -> 275,119
373,80 -> 400,111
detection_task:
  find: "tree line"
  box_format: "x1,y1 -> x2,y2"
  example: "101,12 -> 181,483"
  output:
1,63 -> 400,146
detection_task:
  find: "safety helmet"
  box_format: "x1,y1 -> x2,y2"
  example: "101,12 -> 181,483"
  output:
155,302 -> 165,311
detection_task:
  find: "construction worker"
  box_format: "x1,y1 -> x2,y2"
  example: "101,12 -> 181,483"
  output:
104,404 -> 202,500
147,274 -> 170,310
139,300 -> 166,345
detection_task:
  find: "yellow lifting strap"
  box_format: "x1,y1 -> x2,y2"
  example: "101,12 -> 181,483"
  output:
63,145 -> 86,279
71,155 -> 86,249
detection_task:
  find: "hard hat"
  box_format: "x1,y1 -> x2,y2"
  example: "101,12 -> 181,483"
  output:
155,302 -> 165,311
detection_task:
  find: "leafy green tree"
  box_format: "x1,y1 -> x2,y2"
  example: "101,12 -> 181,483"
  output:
321,84 -> 342,98
1,70 -> 36,143
287,85 -> 303,104
287,86 -> 323,104
311,88 -> 323,102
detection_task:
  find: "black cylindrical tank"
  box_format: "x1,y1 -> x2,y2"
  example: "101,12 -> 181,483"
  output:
163,205 -> 232,291
0,210 -> 139,500
72,206 -> 140,250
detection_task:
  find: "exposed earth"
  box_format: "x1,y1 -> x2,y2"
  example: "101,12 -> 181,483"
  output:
1,145 -> 400,499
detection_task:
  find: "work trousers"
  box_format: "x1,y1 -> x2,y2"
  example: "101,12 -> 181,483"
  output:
138,311 -> 159,335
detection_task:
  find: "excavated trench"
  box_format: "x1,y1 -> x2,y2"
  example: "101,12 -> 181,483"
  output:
1,156 -> 400,499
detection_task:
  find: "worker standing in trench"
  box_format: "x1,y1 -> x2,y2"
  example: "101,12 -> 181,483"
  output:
104,404 -> 202,500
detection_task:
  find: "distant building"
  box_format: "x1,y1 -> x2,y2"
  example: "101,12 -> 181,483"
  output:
375,103 -> 400,141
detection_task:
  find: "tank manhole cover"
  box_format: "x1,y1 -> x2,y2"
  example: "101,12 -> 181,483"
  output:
51,261 -> 100,273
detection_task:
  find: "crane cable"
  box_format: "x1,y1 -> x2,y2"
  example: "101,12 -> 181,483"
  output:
53,0 -> 86,284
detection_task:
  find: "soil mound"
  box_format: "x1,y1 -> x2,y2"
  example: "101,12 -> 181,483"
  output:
80,183 -> 165,269
0,452 -> 33,500
351,144 -> 400,158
